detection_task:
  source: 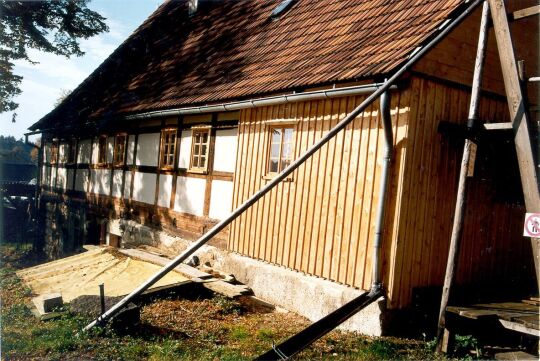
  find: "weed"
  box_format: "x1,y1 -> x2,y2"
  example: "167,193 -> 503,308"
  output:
256,328 -> 274,342
453,334 -> 482,359
230,325 -> 249,341
214,294 -> 244,315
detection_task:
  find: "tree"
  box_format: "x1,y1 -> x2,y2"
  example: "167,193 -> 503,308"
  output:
0,0 -> 109,113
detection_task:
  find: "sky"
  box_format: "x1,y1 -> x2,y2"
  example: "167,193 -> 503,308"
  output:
0,0 -> 163,141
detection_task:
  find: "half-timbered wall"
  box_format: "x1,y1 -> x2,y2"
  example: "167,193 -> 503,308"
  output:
40,112 -> 239,251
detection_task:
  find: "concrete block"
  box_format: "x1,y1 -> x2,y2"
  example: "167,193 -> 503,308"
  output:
32,293 -> 63,314
42,293 -> 63,312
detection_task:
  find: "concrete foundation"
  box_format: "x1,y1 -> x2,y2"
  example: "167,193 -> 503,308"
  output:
114,220 -> 386,335
218,253 -> 386,336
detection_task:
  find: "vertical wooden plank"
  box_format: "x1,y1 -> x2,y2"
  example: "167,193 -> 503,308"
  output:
281,102 -> 297,268
350,100 -> 373,287
343,96 -> 363,285
361,102 -> 380,289
311,99 -> 330,276
329,97 -> 349,281
294,101 -> 313,271
337,96 -> 356,284
302,100 -> 320,274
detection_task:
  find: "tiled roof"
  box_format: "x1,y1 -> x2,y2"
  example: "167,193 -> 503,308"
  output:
33,0 -> 466,130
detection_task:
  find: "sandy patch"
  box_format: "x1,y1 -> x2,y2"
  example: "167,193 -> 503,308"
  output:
17,247 -> 188,302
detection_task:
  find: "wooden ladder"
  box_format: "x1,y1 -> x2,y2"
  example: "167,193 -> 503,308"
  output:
437,0 -> 540,353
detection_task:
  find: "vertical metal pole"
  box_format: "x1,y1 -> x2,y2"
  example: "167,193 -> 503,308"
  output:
99,284 -> 105,315
436,1 -> 490,353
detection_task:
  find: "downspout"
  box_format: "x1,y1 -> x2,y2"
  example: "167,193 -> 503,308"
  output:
372,90 -> 393,291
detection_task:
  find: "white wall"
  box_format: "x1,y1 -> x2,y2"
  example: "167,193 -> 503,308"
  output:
213,128 -> 238,173
50,166 -> 57,187
157,174 -> 173,208
135,133 -> 160,166
106,137 -> 114,163
112,170 -> 124,198
178,130 -> 191,169
124,171 -> 132,199
56,167 -> 67,190
126,135 -> 136,165
77,139 -> 91,164
59,143 -> 69,163
74,169 -> 89,192
90,169 -> 111,195
42,166 -> 50,186
209,180 -> 234,220
174,176 -> 206,216
43,143 -> 51,163
132,172 -> 156,204
91,138 -> 99,164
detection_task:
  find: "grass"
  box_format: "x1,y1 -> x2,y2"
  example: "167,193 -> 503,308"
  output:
0,244 -> 478,360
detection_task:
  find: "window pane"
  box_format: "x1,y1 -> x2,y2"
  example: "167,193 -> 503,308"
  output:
194,144 -> 200,155
202,132 -> 208,144
269,160 -> 279,173
201,144 -> 207,155
282,143 -> 292,161
281,159 -> 291,171
193,155 -> 199,167
200,156 -> 206,167
271,128 -> 282,144
270,143 -> 280,159
283,128 -> 293,143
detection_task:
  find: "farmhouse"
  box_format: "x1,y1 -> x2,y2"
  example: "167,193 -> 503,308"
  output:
29,0 -> 538,336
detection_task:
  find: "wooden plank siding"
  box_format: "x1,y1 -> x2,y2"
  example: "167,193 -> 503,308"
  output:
229,93 -> 410,292
229,76 -> 534,309
388,77 -> 532,309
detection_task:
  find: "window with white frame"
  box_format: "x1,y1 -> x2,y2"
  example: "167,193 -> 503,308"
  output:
189,127 -> 210,172
267,125 -> 294,174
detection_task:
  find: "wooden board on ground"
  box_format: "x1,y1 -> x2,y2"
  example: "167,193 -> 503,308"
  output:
203,280 -> 252,298
118,248 -> 213,280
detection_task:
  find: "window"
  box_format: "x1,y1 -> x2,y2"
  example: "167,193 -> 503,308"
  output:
113,134 -> 127,166
97,135 -> 107,164
160,129 -> 177,169
50,141 -> 59,164
190,128 -> 210,172
267,126 -> 294,174
68,139 -> 77,164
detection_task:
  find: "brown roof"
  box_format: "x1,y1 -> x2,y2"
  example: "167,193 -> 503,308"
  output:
33,0 -> 466,131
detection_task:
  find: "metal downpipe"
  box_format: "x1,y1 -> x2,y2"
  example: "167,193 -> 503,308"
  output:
372,91 -> 393,289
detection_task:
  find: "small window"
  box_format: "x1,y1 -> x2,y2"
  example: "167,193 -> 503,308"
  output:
190,128 -> 210,172
113,134 -> 127,166
160,129 -> 177,169
267,126 -> 294,174
68,139 -> 77,164
97,135 -> 107,165
50,141 -> 59,164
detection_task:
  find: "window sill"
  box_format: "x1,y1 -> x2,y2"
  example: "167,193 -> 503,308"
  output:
262,173 -> 293,182
188,168 -> 209,175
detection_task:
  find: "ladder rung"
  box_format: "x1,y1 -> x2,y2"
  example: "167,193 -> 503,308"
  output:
512,5 -> 540,21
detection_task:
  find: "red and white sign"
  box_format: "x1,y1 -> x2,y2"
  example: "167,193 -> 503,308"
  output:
523,213 -> 540,237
